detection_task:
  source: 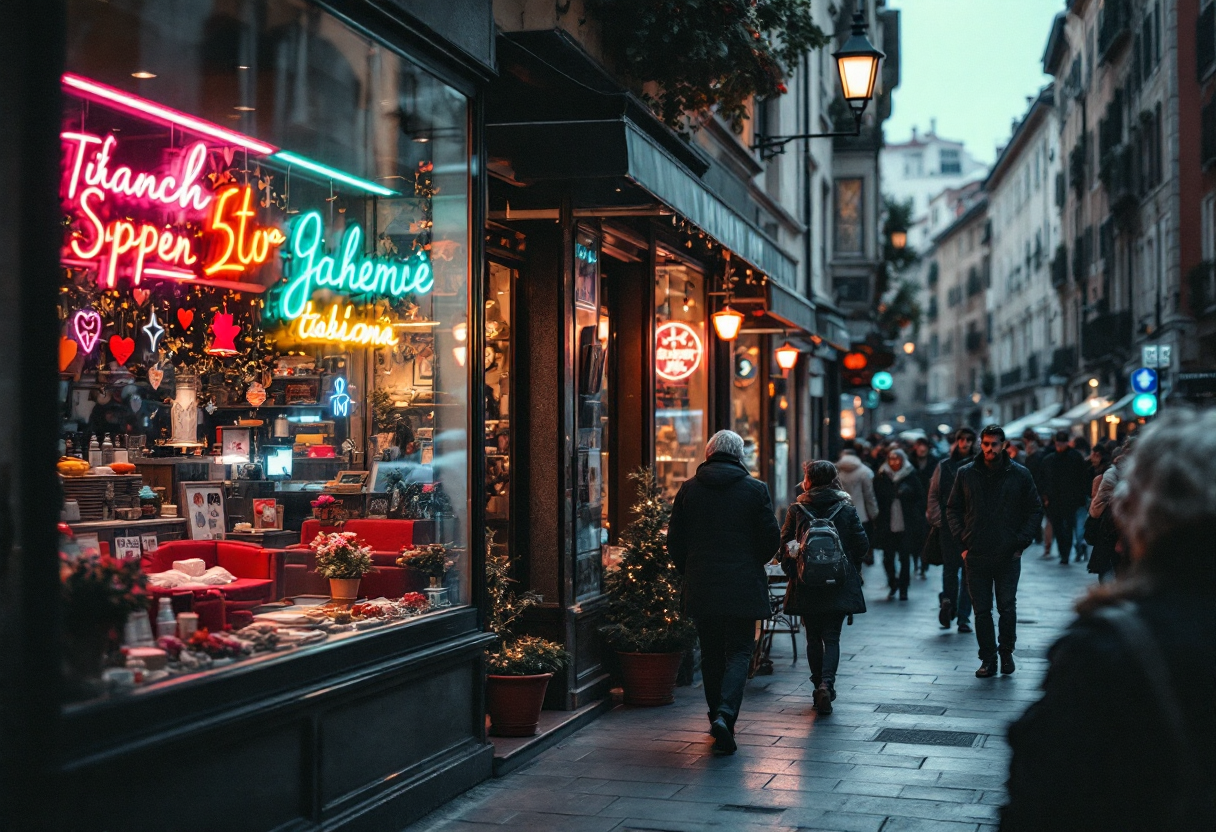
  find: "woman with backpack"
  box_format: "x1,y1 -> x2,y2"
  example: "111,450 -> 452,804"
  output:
778,460 -> 868,716
874,447 -> 927,600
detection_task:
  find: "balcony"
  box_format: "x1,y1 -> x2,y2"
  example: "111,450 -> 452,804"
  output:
965,329 -> 985,354
1051,244 -> 1069,289
1048,346 -> 1077,379
1098,0 -> 1131,64
1101,143 -> 1139,216
1027,353 -> 1040,384
999,367 -> 1023,390
1082,310 -> 1133,362
966,267 -> 983,297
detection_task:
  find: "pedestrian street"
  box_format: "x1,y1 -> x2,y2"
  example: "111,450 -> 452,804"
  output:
405,546 -> 1095,832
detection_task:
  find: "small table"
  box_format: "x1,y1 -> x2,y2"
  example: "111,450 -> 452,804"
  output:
227,529 -> 300,549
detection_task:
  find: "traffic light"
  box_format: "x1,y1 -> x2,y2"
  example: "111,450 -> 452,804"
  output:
841,343 -> 896,389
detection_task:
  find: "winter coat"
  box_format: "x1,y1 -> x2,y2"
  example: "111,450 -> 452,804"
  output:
912,451 -> 940,505
835,452 -> 879,522
1041,447 -> 1091,511
778,488 -> 868,617
873,463 -> 927,552
667,452 -> 782,620
1024,447 -> 1049,495
945,454 -> 1043,564
1086,462 -> 1125,576
1001,584 -> 1216,831
927,448 -> 976,558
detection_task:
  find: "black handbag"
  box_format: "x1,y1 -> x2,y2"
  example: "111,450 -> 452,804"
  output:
922,525 -> 944,566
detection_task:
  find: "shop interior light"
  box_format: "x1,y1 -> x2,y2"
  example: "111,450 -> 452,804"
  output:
62,73 -> 278,155
131,71 -> 157,80
711,306 -> 744,341
452,345 -> 467,367
902,341 -> 915,354
452,321 -> 468,342
774,341 -> 800,371
272,150 -> 397,197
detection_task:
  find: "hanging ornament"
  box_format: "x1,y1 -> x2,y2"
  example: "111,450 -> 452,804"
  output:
142,309 -> 165,352
204,400 -> 217,415
246,381 -> 267,407
108,335 -> 135,366
177,308 -> 194,330
72,309 -> 102,353
132,288 -> 151,306
206,310 -> 241,356
147,365 -> 164,390
58,337 -> 78,372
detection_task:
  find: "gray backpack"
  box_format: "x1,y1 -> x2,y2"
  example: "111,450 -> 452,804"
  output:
795,503 -> 849,587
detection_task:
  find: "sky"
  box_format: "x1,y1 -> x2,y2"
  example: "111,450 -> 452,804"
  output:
882,0 -> 1066,165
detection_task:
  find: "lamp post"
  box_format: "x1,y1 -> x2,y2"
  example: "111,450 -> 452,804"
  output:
752,3 -> 885,157
775,341 -> 800,373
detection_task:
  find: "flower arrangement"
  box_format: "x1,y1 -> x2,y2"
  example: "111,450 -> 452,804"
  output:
310,494 -> 337,509
399,592 -> 430,613
60,552 -> 147,636
396,543 -> 453,578
310,532 -> 374,579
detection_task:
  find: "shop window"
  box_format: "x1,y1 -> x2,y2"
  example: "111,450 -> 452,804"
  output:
834,178 -> 864,256
484,261 -> 514,561
654,256 -> 707,500
575,226 -> 607,599
731,335 -> 764,477
60,0 -> 471,697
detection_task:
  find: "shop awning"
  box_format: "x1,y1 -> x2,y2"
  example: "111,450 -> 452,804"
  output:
924,401 -> 956,415
1046,397 -> 1111,429
1002,403 -> 1062,437
1093,393 -> 1136,420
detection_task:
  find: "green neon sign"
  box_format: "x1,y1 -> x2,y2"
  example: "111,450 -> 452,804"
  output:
871,371 -> 893,391
1131,393 -> 1157,417
275,211 -> 432,321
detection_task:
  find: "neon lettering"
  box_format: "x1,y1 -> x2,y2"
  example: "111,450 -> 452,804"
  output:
292,301 -> 400,347
62,132 -> 212,212
203,186 -> 286,276
655,321 -> 703,383
276,211 -> 432,321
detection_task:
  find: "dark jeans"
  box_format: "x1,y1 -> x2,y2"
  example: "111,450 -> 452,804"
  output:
965,555 -> 1021,661
862,520 -> 875,564
803,613 -> 845,690
1047,507 -> 1076,562
941,543 -> 973,624
695,616 -> 756,727
882,531 -> 911,591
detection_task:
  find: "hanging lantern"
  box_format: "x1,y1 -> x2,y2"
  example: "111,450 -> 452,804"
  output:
775,341 -> 800,372
711,306 -> 744,341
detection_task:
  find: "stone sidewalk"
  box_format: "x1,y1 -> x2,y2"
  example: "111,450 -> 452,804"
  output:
406,546 -> 1095,832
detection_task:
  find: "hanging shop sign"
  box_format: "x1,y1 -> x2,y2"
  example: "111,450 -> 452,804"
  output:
655,321 -> 703,383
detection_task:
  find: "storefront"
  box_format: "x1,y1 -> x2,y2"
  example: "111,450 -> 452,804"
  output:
5,0 -> 495,828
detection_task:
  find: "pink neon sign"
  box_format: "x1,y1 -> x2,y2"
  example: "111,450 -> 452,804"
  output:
655,321 -> 703,383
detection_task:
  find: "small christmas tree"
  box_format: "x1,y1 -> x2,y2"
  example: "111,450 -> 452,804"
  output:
484,529 -> 567,675
600,467 -> 697,653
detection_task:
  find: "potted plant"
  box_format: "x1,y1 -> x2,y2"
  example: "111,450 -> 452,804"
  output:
311,531 -> 374,605
484,531 -> 567,736
60,549 -> 147,682
600,467 -> 697,706
311,493 -> 338,522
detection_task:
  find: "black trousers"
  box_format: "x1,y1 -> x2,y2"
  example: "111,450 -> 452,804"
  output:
1046,507 -> 1076,562
804,612 -> 846,690
882,531 -> 911,591
695,616 -> 756,728
965,555 -> 1021,661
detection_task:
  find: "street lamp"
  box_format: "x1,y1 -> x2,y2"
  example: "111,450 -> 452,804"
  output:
711,305 -> 744,341
752,4 -> 885,156
775,341 -> 800,372
890,230 -> 907,250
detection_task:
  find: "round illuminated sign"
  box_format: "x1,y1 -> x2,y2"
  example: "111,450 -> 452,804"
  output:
655,321 -> 703,382
1131,393 -> 1158,417
871,371 -> 894,391
843,351 -> 868,371
1131,367 -> 1158,394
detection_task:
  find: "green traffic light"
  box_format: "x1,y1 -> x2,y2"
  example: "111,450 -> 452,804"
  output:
1131,393 -> 1157,417
871,371 -> 893,391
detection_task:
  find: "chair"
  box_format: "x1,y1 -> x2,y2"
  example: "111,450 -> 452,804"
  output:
141,540 -> 278,624
751,563 -> 801,677
282,520 -> 427,599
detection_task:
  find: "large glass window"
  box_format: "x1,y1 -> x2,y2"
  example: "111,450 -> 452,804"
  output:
654,255 -> 707,500
60,0 -> 471,697
834,178 -> 864,255
731,335 -> 763,476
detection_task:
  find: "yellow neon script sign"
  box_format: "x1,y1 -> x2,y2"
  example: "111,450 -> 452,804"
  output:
294,302 -> 399,347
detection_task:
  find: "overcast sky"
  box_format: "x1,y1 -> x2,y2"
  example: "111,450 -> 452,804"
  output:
882,0 -> 1065,165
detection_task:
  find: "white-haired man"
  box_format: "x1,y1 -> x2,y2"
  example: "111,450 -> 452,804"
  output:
668,430 -> 781,755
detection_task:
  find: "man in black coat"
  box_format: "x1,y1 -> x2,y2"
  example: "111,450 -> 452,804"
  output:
946,425 -> 1043,678
667,430 -> 781,755
1040,430 -> 1091,564
927,427 -> 976,632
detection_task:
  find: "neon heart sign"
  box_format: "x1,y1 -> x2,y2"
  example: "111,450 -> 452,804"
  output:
73,309 -> 102,353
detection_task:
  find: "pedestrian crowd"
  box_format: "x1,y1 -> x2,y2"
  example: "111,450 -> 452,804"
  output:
666,408 -> 1213,830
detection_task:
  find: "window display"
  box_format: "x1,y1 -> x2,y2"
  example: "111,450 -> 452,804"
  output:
58,0 -> 472,698
731,335 -> 764,476
654,255 -> 707,500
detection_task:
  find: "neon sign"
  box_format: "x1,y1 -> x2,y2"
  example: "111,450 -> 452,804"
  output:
275,211 -> 432,321
73,309 -> 102,353
142,309 -> 165,352
206,311 -> 241,356
204,186 -> 287,276
655,321 -> 703,383
330,377 -> 352,417
292,301 -> 400,348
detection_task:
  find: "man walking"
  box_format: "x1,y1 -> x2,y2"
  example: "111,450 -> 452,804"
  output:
667,430 -> 781,755
910,436 -> 940,578
836,441 -> 878,566
927,427 -> 976,633
1040,430 -> 1090,565
947,425 -> 1043,677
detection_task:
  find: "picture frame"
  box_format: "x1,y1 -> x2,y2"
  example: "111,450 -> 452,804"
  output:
574,227 -> 599,311
113,536 -> 142,561
284,380 -> 319,404
219,427 -> 252,464
413,355 -> 434,386
181,481 -> 226,541
75,533 -> 102,559
335,470 -> 369,487
252,498 -> 280,530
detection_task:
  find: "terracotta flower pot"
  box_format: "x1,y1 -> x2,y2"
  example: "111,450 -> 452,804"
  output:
329,578 -> 361,605
486,673 -> 552,737
617,651 -> 683,706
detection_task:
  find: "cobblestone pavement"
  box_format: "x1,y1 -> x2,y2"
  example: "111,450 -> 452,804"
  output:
406,545 -> 1095,832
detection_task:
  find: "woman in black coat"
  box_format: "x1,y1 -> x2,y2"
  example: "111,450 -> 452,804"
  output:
779,460 -> 868,716
873,447 -> 926,600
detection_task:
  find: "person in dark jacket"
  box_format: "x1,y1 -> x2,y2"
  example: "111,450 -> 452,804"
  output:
926,427 -> 976,632
946,425 -> 1043,678
667,429 -> 781,755
1040,430 -> 1090,564
874,448 -> 926,601
1021,429 -> 1049,546
778,460 -> 868,716
910,437 -> 940,578
1001,408 -> 1216,832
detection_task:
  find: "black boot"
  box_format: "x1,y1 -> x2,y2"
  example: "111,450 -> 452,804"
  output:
1000,652 -> 1016,675
938,595 -> 954,628
710,715 -> 737,755
813,684 -> 833,716
975,660 -> 998,678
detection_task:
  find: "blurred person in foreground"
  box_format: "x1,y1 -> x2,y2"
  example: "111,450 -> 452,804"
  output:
1001,409 -> 1216,832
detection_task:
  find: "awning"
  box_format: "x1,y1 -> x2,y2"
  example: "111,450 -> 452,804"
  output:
1002,403 -> 1062,437
1046,397 -> 1111,429
924,401 -> 956,415
1093,393 -> 1136,419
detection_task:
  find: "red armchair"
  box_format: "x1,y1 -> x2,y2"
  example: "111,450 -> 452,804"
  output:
141,541 -> 279,626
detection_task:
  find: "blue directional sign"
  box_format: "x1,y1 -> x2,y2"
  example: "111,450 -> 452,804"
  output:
1131,367 -> 1158,394
1132,393 -> 1158,417
871,371 -> 894,391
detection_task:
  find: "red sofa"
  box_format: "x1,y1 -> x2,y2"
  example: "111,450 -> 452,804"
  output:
141,541 -> 279,628
283,519 -> 424,599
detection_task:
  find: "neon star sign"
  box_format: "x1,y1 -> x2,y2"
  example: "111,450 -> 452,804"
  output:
141,309 -> 165,352
275,211 -> 432,322
655,321 -> 703,382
